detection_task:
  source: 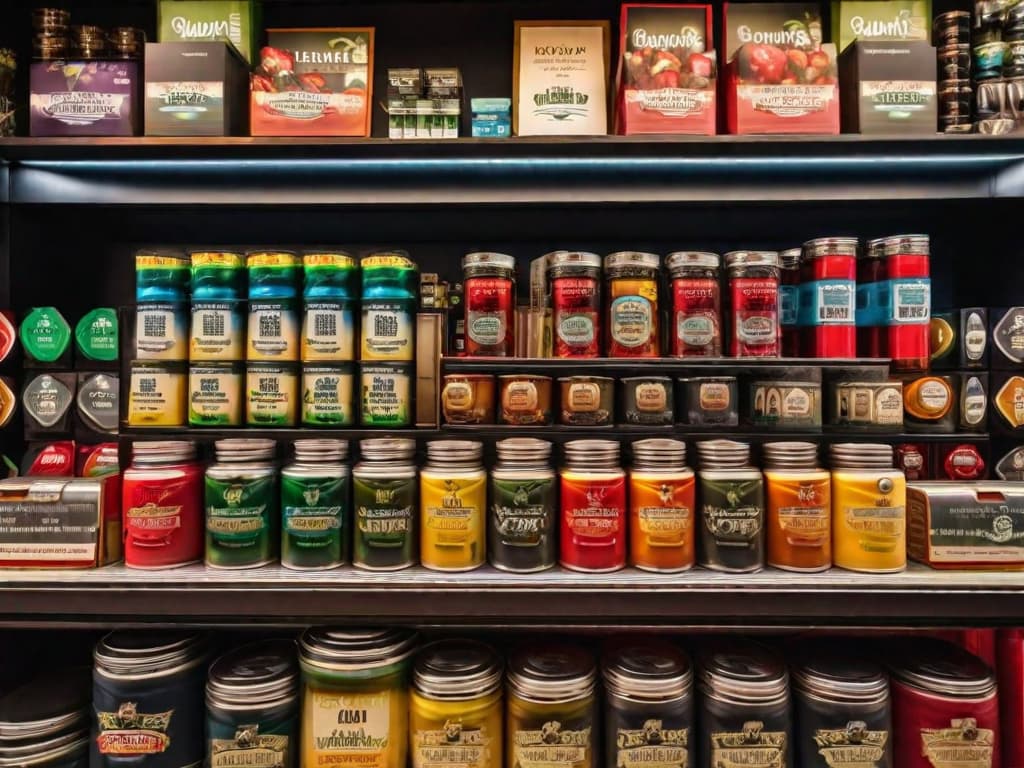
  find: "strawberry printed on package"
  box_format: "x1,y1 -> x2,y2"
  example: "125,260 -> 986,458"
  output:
615,3 -> 717,134
724,3 -> 840,134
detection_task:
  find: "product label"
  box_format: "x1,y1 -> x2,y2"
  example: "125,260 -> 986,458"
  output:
965,311 -> 987,361
797,280 -> 855,326
492,483 -> 554,548
963,377 -> 987,426
632,382 -> 668,413
422,475 -> 486,567
206,475 -> 275,551
361,367 -> 411,426
308,690 -> 391,767
136,303 -> 187,359
282,475 -> 346,550
699,383 -> 732,411
128,369 -> 185,427
414,723 -> 490,768
779,284 -> 798,327
38,90 -> 127,125
189,368 -> 241,427
908,486 -> 1024,562
303,301 -> 355,361
564,477 -> 627,539
552,277 -> 600,356
736,84 -> 836,118
96,703 -> 173,755
709,724 -> 786,768
770,476 -> 830,548
814,724 -> 887,768
921,719 -> 993,768
513,721 -> 592,768
568,383 -> 601,411
211,728 -> 289,768
731,278 -> 779,354
248,302 -> 299,361
247,369 -> 295,426
610,294 -> 654,349
890,278 -> 931,324
191,302 -> 242,360
466,277 -> 513,351
632,476 -> 694,547
361,302 -> 414,361
355,478 -> 415,549
701,477 -> 764,546
673,278 -> 720,354
145,80 -> 224,131
0,497 -> 99,564
616,723 -> 689,768
303,369 -> 354,426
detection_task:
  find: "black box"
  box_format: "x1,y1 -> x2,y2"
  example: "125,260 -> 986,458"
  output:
990,307 -> 1024,369
840,40 -> 937,133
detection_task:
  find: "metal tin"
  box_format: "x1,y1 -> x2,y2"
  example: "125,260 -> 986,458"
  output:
352,438 -> 418,571
763,442 -> 831,573
281,439 -> 350,571
360,362 -> 413,427
442,374 -> 496,425
750,381 -> 822,429
0,667 -> 89,765
620,376 -> 674,426
490,438 -> 557,573
831,381 -> 904,429
629,439 -> 695,573
559,376 -> 613,426
205,439 -> 279,569
421,440 -> 486,572
679,376 -> 738,426
301,363 -> 355,427
188,363 -> 243,427
903,374 -> 958,433
561,440 -> 627,572
498,374 -> 552,425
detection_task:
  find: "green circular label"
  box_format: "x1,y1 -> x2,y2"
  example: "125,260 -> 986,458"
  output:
20,307 -> 71,363
75,308 -> 119,362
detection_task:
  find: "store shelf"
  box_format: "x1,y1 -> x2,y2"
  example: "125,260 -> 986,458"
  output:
441,356 -> 891,373
0,564 -> 1022,628
118,426 -> 436,442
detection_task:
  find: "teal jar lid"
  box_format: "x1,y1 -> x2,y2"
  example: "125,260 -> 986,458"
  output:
247,250 -> 300,300
74,308 -> 119,363
190,250 -> 245,301
20,307 -> 71,363
360,251 -> 418,300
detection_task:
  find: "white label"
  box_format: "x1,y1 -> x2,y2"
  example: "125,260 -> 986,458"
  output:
310,690 -> 391,756
611,296 -> 653,348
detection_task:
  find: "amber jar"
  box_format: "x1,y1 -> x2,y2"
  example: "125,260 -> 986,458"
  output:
629,439 -> 695,572
604,251 -> 660,358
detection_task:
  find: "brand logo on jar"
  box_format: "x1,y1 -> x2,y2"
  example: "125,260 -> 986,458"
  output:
223,485 -> 244,505
921,719 -> 993,768
96,702 -> 173,755
632,27 -> 704,50
304,487 -> 321,506
797,484 -> 817,504
710,722 -> 786,764
814,722 -> 887,766
617,720 -> 689,749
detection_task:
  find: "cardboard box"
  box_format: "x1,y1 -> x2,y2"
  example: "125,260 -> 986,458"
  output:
30,61 -> 140,137
840,40 -> 936,133
723,3 -> 840,134
144,42 -> 249,136
252,28 -> 374,137
831,0 -> 931,51
157,0 -> 261,63
615,3 -> 717,135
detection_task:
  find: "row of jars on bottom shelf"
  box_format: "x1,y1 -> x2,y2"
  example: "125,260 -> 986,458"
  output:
10,628 -> 1007,768
122,436 -> 914,574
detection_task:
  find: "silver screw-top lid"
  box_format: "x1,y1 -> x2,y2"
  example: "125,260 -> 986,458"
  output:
791,645 -> 888,705
94,631 -> 209,679
665,251 -> 720,271
779,248 -> 802,269
413,640 -> 504,700
888,638 -> 996,698
214,438 -> 276,462
496,438 -> 552,464
360,438 -> 416,462
763,441 -> 819,470
294,438 -> 348,463
547,251 -> 602,270
207,639 -> 299,709
632,439 -> 688,469
564,439 -> 620,469
604,251 -> 661,271
697,638 -> 789,706
299,628 -> 418,672
881,234 -> 930,257
697,439 -> 751,469
463,252 -> 516,271
426,440 -> 483,467
863,238 -> 885,259
829,443 -> 895,469
602,639 -> 692,702
724,251 -> 780,270
131,440 -> 197,464
508,643 -> 596,704
803,237 -> 860,260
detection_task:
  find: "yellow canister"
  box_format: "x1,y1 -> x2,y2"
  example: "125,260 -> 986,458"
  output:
420,440 -> 486,572
127,362 -> 187,426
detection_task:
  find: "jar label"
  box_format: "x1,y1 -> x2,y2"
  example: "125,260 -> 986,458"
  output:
552,277 -> 599,356
191,302 -> 243,360
136,303 -> 187,359
422,475 -> 486,567
610,295 -> 653,348
355,478 -> 415,550
443,382 -> 475,411
616,723 -> 689,768
211,731 -> 289,768
797,280 -> 855,326
303,369 -> 354,427
889,278 -> 931,325
189,369 -> 242,427
303,301 -> 355,361
513,722 -> 592,768
963,377 -> 987,426
283,475 -> 346,549
414,724 -> 490,768
673,278 -> 720,355
96,704 -> 173,755
731,278 -> 779,355
633,382 -> 668,413
308,690 -> 391,766
710,724 -> 785,768
965,311 -> 987,361
247,369 -> 296,427
504,382 -> 538,412
773,478 -> 830,548
633,477 -> 693,547
679,315 -> 717,348
492,477 -> 554,548
814,725 -> 887,767
568,382 -> 601,411
362,302 -> 414,360
361,368 -> 411,426
248,302 -> 299,360
563,477 -> 626,540
206,475 -> 275,551
699,383 -> 731,411
921,720 -> 994,768
466,277 -> 513,350
845,504 -> 905,541
128,368 -> 186,427
126,500 -> 183,544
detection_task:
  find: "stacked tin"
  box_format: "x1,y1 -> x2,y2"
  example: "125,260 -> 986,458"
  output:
0,668 -> 90,768
935,11 -> 973,133
33,8 -> 71,60
972,0 -> 1024,132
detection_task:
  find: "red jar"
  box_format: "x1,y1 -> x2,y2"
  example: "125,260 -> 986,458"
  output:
800,237 -> 857,358
778,248 -> 801,358
891,639 -> 1001,768
560,439 -> 626,572
997,629 -> 1024,768
463,251 -> 516,357
548,251 -> 601,358
884,234 -> 931,371
857,238 -> 886,358
725,251 -> 780,357
121,440 -> 204,569
666,251 -> 721,357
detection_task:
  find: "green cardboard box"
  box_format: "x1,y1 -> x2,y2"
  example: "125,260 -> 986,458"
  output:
831,0 -> 931,51
158,0 -> 260,63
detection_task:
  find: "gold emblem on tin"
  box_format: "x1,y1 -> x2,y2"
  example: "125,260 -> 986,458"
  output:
921,718 -> 994,768
815,721 -> 887,767
710,721 -> 786,768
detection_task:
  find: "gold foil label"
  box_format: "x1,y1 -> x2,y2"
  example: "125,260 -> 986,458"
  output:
569,383 -> 601,411
513,722 -> 591,768
211,726 -> 288,768
504,382 -> 539,412
699,383 -> 731,411
921,719 -> 994,768
814,723 -> 887,768
414,722 -> 490,768
634,383 -> 667,412
616,722 -> 689,768
442,382 -> 474,411
710,722 -> 786,768
96,703 -> 173,755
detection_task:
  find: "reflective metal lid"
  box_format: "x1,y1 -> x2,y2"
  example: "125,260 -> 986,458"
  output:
214,438 -> 276,462
426,440 -> 483,466
0,667 -> 90,738
779,248 -> 802,269
360,438 -> 416,462
207,639 -> 299,709
463,252 -> 516,271
0,734 -> 89,767
763,441 -> 819,470
605,251 -> 661,271
413,640 -> 504,700
889,639 -> 996,698
299,627 -> 418,672
94,631 -> 208,678
792,646 -> 888,704
697,638 -> 789,706
496,438 -> 552,463
547,251 -> 602,270
130,440 -> 197,464
803,237 -> 859,260
829,443 -> 894,469
697,439 -> 751,469
724,251 -> 779,269
666,251 -> 720,271
508,643 -> 596,703
294,438 -> 348,463
564,439 -> 620,468
881,234 -> 929,257
602,639 -> 692,701
632,439 -> 687,468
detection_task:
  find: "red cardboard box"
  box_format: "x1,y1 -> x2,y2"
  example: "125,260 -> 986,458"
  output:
615,3 -> 717,135
723,3 -> 839,134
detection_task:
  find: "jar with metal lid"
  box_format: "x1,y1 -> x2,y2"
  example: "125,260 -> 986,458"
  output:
725,251 -> 780,357
792,647 -> 891,768
421,440 -> 486,571
800,237 -> 858,358
206,639 -> 299,768
857,238 -> 886,359
779,248 -> 801,357
696,440 -> 765,573
507,644 -> 597,768
667,251 -> 721,357
602,639 -> 695,768
122,440 -> 203,569
763,442 -> 831,572
829,443 -> 906,573
91,631 -> 209,768
630,439 -> 695,572
605,251 -> 661,357
205,438 -> 279,569
882,234 -> 931,372
548,252 -> 602,358
410,640 -> 504,768
560,439 -> 627,572
697,639 -> 791,768
889,639 -> 1000,768
281,439 -> 350,571
353,438 -> 418,570
299,628 -> 418,768
463,252 -> 517,357
0,667 -> 90,768
490,438 -> 557,573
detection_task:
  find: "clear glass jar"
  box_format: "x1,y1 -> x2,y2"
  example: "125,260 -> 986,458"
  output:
463,252 -> 516,357
666,251 -> 721,357
604,251 -> 661,358
725,251 -> 781,358
547,252 -> 602,358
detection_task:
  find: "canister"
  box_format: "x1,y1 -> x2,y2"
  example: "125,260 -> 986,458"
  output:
799,237 -> 858,358
127,361 -> 187,427
206,640 -> 299,768
498,374 -> 552,425
463,252 -> 516,357
410,640 -> 504,768
441,374 -> 496,425
190,300 -> 244,361
560,439 -> 627,573
298,628 -> 418,768
507,644 -> 597,768
604,251 -> 661,357
353,439 -> 418,571
696,440 -> 765,573
360,362 -> 413,428
629,439 -> 695,572
548,251 -> 602,358
361,252 -> 417,362
246,363 -> 298,427
620,376 -> 674,426
603,639 -> 695,768
0,667 -> 90,768
831,381 -> 904,429
281,439 -> 349,571
188,363 -> 243,427
750,381 -> 822,430
302,363 -> 355,427
302,250 -> 357,363
882,235 -> 931,372
490,438 -> 557,573
421,440 -> 486,572
666,251 -> 721,357
725,251 -> 780,358
903,374 -> 958,433
189,250 -> 244,301
248,299 -> 300,362
763,441 -> 831,572
679,376 -> 738,426
558,376 -> 613,427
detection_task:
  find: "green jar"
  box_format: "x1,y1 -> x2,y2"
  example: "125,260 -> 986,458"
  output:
281,439 -> 350,571
205,438 -> 279,569
352,439 -> 418,571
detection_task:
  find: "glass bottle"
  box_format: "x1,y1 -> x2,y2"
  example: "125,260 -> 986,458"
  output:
463,252 -> 517,357
421,440 -> 486,572
352,438 -> 418,571
547,252 -> 602,358
629,439 -> 695,572
281,439 -> 350,571
779,247 -> 801,357
604,251 -> 661,358
489,438 -> 557,573
666,251 -> 721,357
696,440 -> 765,573
763,441 -> 831,572
725,251 -> 781,358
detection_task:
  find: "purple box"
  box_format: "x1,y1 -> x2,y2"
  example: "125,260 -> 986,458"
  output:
30,60 -> 139,136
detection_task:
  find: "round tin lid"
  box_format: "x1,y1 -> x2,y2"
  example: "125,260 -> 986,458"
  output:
547,251 -> 602,270
792,648 -> 888,704
632,439 -> 687,467
890,639 -> 996,698
829,443 -> 894,469
696,439 -> 751,468
214,438 -> 277,462
462,252 -> 516,271
508,643 -> 596,703
602,639 -> 692,701
604,251 -> 661,271
724,251 -> 779,269
665,251 -> 720,271
803,237 -> 860,260
131,440 -> 196,463
882,234 -> 930,256
697,639 -> 789,705
23,374 -> 73,429
564,439 -> 620,468
360,438 -> 417,461
0,725 -> 87,759
94,631 -> 208,678
207,639 -> 299,708
299,627 -> 418,672
426,440 -> 483,465
294,438 -> 348,463
496,437 -> 552,462
763,441 -> 819,469
0,667 -> 90,735
0,734 -> 89,767
413,639 -> 504,700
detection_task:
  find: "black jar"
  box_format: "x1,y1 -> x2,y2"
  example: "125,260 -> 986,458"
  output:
602,639 -> 695,768
696,440 -> 765,573
0,667 -> 91,768
698,639 -> 792,768
489,438 -> 557,573
91,631 -> 209,768
792,649 -> 892,768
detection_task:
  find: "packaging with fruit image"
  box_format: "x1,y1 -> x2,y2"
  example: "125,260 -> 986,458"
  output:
614,3 -> 717,135
723,2 -> 840,134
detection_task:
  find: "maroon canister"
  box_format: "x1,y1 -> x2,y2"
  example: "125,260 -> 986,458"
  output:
997,629 -> 1024,768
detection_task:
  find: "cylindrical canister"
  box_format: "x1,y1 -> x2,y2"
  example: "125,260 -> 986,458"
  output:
352,439 -> 418,571
463,252 -> 516,357
763,441 -> 831,572
883,234 -> 931,371
560,440 -> 627,573
667,251 -> 721,357
548,252 -> 602,358
799,237 -> 858,358
281,439 -> 349,571
629,439 -> 696,572
696,440 -> 765,573
490,438 -> 557,573
726,251 -> 780,357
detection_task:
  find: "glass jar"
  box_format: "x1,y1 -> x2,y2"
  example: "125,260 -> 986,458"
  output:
800,237 -> 858,359
696,440 -> 765,573
666,251 -> 721,357
206,639 -> 299,768
463,252 -> 517,357
560,439 -> 626,572
281,439 -> 350,571
299,628 -> 418,768
697,639 -> 792,768
629,439 -> 695,572
763,441 -> 831,572
829,443 -> 906,573
547,252 -> 602,358
490,438 -> 557,573
507,644 -> 597,768
604,251 -> 661,358
856,237 -> 886,359
421,440 -> 486,572
725,251 -> 780,358
602,639 -> 695,768
121,440 -> 203,569
410,640 -> 504,768
779,247 -> 801,358
352,439 -> 418,571
247,250 -> 301,300
882,235 -> 931,372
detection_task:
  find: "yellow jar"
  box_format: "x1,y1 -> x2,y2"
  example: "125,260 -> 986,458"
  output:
420,440 -> 486,572
829,443 -> 906,573
299,627 -> 417,768
410,640 -> 503,768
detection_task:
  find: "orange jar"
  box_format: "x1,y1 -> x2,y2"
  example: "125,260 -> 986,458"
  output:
763,441 -> 831,572
629,439 -> 695,572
